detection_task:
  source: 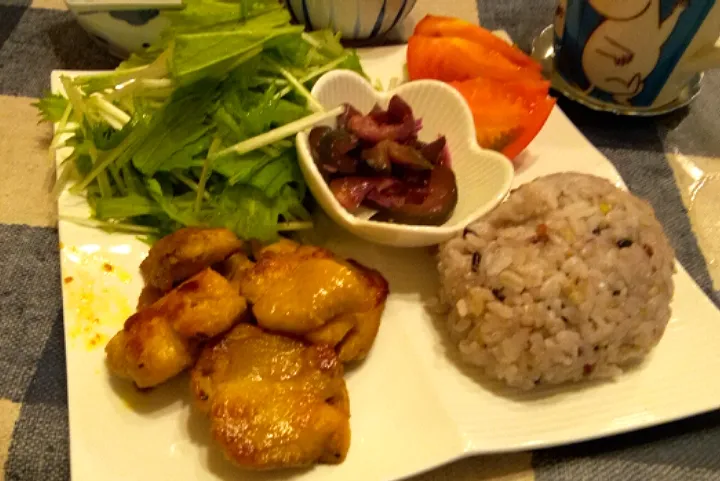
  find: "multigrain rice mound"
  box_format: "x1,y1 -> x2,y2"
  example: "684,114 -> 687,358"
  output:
436,173 -> 675,390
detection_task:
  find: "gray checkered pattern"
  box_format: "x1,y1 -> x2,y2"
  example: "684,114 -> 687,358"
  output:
1,0 -> 719,480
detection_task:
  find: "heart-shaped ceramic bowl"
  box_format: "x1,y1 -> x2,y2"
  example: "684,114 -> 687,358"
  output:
296,70 -> 514,247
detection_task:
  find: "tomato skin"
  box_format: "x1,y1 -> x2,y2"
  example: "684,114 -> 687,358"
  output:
450,78 -> 526,150
500,97 -> 556,160
450,76 -> 551,103
449,77 -> 556,162
413,15 -> 542,71
407,36 -> 544,83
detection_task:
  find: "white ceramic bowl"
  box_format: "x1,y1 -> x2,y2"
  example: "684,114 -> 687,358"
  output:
66,0 -> 173,58
286,0 -> 417,40
296,70 -> 515,248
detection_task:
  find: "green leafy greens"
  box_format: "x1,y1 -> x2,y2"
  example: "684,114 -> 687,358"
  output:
40,0 -> 365,241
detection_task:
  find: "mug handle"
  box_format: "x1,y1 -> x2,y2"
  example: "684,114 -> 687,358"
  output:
684,38 -> 720,72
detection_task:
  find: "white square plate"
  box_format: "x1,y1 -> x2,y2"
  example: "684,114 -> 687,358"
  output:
54,46 -> 720,481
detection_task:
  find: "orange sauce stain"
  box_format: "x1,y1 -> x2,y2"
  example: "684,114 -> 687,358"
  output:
87,333 -> 106,349
62,245 -> 134,351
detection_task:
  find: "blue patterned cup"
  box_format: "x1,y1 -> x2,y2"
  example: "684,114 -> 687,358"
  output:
286,0 -> 417,41
553,0 -> 720,109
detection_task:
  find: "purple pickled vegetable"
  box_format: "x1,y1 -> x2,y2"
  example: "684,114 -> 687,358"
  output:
385,140 -> 433,170
362,140 -> 433,172
308,94 -> 458,226
405,186 -> 431,204
439,139 -> 451,167
402,170 -> 432,189
420,136 -> 447,165
329,177 -> 398,211
347,95 -> 419,143
366,184 -> 429,210
371,165 -> 458,225
347,115 -> 416,143
361,142 -> 391,173
368,104 -> 391,124
308,126 -> 331,159
365,190 -> 406,209
317,129 -> 359,175
387,95 -> 413,124
337,104 -> 362,130
322,155 -> 357,175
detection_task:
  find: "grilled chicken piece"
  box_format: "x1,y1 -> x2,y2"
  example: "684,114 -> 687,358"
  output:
239,242 -> 334,308
106,309 -> 198,389
250,257 -> 369,334
191,324 -> 351,469
140,227 -> 243,291
216,252 -> 255,292
316,262 -> 387,363
136,284 -> 163,310
106,269 -> 248,388
240,240 -> 389,362
333,304 -> 385,363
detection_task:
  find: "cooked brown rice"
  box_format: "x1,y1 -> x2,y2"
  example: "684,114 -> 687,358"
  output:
436,173 -> 675,390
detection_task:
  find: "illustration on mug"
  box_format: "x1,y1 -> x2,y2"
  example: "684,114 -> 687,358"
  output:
556,0 -> 715,107
583,0 -> 687,104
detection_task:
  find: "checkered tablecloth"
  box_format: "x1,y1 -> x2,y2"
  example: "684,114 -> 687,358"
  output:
2,1 -> 720,480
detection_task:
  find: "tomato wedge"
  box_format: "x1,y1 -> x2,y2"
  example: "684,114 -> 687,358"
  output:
413,15 -> 542,71
500,97 -> 555,160
450,77 -> 556,161
407,15 -> 556,162
407,36 -> 544,83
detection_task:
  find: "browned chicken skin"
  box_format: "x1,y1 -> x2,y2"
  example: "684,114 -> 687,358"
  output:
191,324 -> 351,469
240,240 -> 389,362
106,309 -> 198,389
106,269 -> 248,388
140,227 -> 243,291
326,261 -> 388,363
136,284 -> 163,310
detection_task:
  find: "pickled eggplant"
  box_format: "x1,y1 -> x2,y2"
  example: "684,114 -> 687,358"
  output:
308,96 -> 458,226
371,166 -> 457,225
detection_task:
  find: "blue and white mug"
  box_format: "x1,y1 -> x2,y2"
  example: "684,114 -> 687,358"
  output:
553,0 -> 720,109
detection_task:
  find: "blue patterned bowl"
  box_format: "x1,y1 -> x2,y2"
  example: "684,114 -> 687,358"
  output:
67,6 -> 169,58
286,0 -> 417,41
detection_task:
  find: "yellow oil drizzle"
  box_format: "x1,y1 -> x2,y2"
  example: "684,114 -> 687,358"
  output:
61,245 -> 134,351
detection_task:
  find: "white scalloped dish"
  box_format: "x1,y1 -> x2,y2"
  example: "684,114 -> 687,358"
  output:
296,70 -> 514,247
